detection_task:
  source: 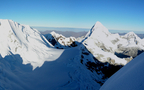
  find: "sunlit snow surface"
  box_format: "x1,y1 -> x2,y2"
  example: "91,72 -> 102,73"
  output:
0,45 -> 102,90
82,21 -> 144,65
0,19 -> 63,69
0,19 -> 102,90
100,52 -> 144,90
0,19 -> 144,90
83,21 -> 127,65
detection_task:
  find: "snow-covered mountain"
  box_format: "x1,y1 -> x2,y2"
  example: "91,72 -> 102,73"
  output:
43,21 -> 144,84
44,31 -> 78,49
115,32 -> 144,58
82,21 -> 144,65
0,19 -> 109,90
100,52 -> 144,90
0,19 -> 143,90
83,21 -> 127,66
84,21 -> 115,52
0,19 -> 63,69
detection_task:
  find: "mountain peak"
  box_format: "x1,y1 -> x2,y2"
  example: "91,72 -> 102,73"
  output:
124,31 -> 140,39
94,21 -> 104,27
84,21 -> 111,39
126,32 -> 137,36
0,19 -> 63,69
92,21 -> 109,32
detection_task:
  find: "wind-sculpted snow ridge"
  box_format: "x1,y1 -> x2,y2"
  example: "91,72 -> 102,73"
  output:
0,19 -> 63,69
44,31 -> 79,49
100,52 -> 144,90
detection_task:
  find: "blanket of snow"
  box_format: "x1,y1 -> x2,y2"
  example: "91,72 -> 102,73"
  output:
100,52 -> 144,90
114,31 -> 144,48
82,21 -> 144,66
0,19 -> 104,90
0,19 -> 144,90
84,21 -> 116,51
83,21 -> 127,65
0,45 -> 102,90
0,19 -> 63,69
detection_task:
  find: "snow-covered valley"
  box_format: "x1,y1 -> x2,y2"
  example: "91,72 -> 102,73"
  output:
0,19 -> 144,90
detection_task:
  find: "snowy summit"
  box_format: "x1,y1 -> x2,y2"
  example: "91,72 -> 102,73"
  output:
0,19 -> 144,90
0,19 -> 63,69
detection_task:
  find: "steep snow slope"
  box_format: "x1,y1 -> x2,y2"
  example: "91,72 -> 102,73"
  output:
0,44 -> 106,90
83,21 -> 127,65
84,21 -> 116,52
0,19 -> 63,69
0,19 -> 108,90
82,21 -> 144,65
0,19 -> 143,90
100,52 -> 144,90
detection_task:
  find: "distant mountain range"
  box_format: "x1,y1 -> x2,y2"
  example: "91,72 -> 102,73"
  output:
41,30 -> 144,39
41,30 -> 87,38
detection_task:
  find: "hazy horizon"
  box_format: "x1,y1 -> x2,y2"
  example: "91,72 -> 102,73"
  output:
32,26 -> 144,34
1,0 -> 144,32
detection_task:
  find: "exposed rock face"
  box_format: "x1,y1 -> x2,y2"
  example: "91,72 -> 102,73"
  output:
44,22 -> 144,68
43,21 -> 144,89
82,22 -> 127,66
100,52 -> 144,90
80,46 -> 122,86
44,31 -> 78,49
82,22 -> 144,66
116,46 -> 144,58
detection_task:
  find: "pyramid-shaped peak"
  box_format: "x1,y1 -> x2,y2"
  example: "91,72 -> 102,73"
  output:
84,21 -> 111,40
94,21 -> 104,27
92,21 -> 108,31
91,21 -> 110,35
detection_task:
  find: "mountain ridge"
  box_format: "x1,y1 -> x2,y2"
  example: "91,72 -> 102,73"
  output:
0,19 -> 144,90
0,19 -> 63,69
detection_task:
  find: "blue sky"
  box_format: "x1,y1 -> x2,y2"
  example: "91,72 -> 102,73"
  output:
0,0 -> 144,31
